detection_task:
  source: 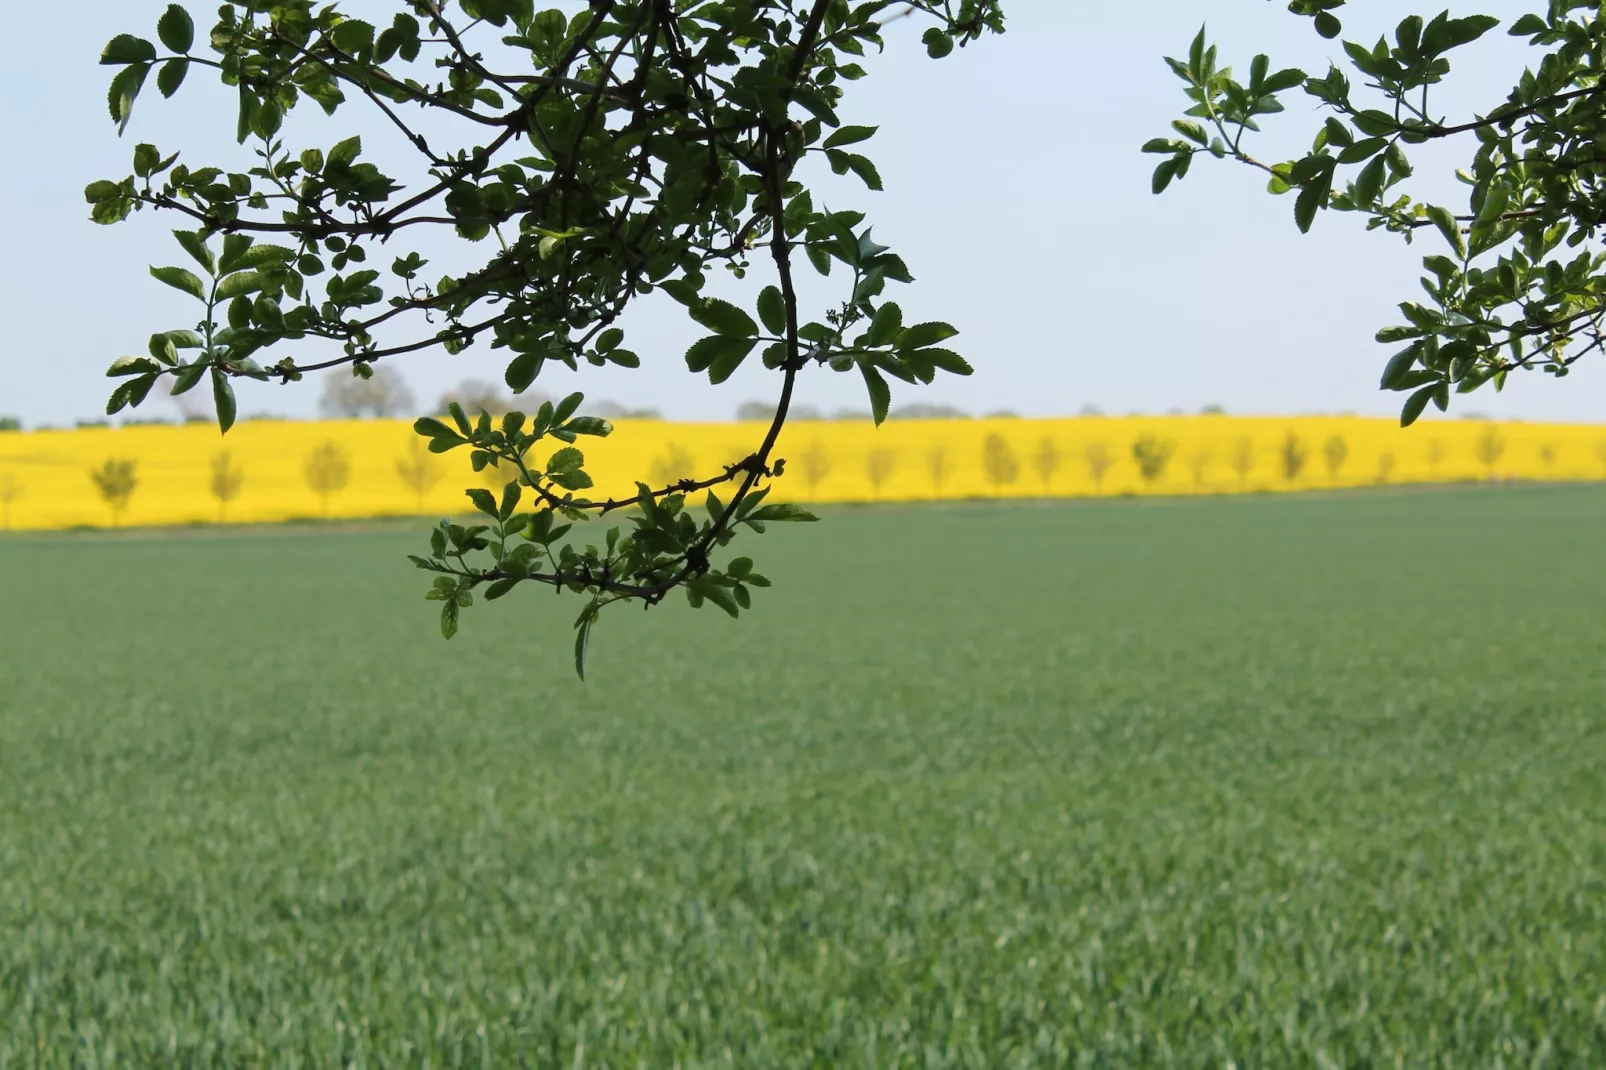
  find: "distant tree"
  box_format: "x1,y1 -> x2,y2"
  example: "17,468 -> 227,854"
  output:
1190,449 -> 1212,490
1376,452 -> 1397,485
796,441 -> 834,500
1084,443 -> 1114,494
208,450 -> 244,522
395,437 -> 445,513
319,365 -> 416,419
1200,404 -> 1226,416
304,441 -> 351,516
587,400 -> 663,421
0,473 -> 22,530
926,444 -> 951,498
1279,431 -> 1309,483
650,444 -> 697,488
1031,437 -> 1062,491
865,449 -> 898,499
1474,426 -> 1507,472
0,417 -> 20,432
1425,438 -> 1446,474
1132,434 -> 1176,485
1078,405 -> 1105,418
736,400 -> 777,423
1323,434 -> 1349,480
89,458 -> 138,527
891,402 -> 968,420
982,434 -> 1020,494
436,379 -> 527,418
985,410 -> 1020,419
832,409 -> 874,422
1220,440 -> 1251,492
1538,442 -> 1559,474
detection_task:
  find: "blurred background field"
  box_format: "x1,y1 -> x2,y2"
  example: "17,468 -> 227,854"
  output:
2,486 -> 1603,1064
3,413 -> 1606,530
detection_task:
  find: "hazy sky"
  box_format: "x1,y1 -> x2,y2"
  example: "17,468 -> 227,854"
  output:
3,0 -> 1597,427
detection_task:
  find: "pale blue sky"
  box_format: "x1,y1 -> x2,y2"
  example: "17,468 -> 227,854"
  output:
2,0 -> 1595,426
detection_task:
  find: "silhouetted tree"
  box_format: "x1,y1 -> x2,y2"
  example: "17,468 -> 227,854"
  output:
982,434 -> 1020,495
794,440 -> 833,501
1132,434 -> 1176,485
90,458 -> 138,527
865,449 -> 898,499
304,441 -> 351,516
0,473 -> 21,530
1474,426 -> 1507,472
926,444 -> 950,498
1323,434 -> 1349,480
1229,436 -> 1255,489
1376,452 -> 1397,485
1031,437 -> 1061,492
1084,443 -> 1113,494
395,437 -> 445,513
209,450 -> 244,522
1279,431 -> 1309,483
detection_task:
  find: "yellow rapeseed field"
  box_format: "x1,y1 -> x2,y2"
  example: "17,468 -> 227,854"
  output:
1,414 -> 1603,531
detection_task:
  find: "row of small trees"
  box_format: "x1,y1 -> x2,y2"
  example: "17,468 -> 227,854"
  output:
18,424 -> 1606,529
769,425 -> 1587,499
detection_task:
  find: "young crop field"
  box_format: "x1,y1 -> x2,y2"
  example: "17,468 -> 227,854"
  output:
1,487 -> 1604,1066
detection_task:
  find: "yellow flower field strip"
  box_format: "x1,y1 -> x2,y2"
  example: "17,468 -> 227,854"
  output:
0,416 -> 1603,531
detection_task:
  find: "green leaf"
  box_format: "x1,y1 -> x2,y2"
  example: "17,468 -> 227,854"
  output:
867,302 -> 903,347
688,298 -> 758,337
415,420 -> 461,447
108,64 -> 151,135
685,335 -> 757,374
157,5 -> 195,53
505,348 -> 549,393
823,125 -> 876,149
922,27 -> 954,58
157,58 -> 189,98
211,368 -> 236,433
859,362 -> 891,426
1352,155 -> 1387,206
564,416 -> 612,437
149,265 -> 206,301
101,35 -> 157,65
1400,383 -> 1436,427
465,488 -> 498,516
1313,12 -> 1342,39
574,610 -> 594,680
1508,13 -> 1547,36
708,338 -> 758,384
107,356 -> 160,377
1172,120 -> 1209,146
172,230 -> 214,274
441,600 -> 460,640
328,135 -> 362,167
840,153 -> 883,191
757,286 -> 786,335
546,447 -> 583,474
215,271 -> 263,299
747,503 -> 818,522
1294,173 -> 1329,234
913,348 -> 973,376
1425,205 -> 1466,259
897,322 -> 958,350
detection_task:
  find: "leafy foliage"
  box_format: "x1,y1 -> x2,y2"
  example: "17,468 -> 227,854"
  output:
208,450 -> 245,520
89,458 -> 139,526
1150,5 -> 1606,425
1131,433 -> 1175,484
91,0 -> 1003,673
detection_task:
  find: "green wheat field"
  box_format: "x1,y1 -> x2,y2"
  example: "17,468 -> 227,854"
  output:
2,487 -> 1603,1066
